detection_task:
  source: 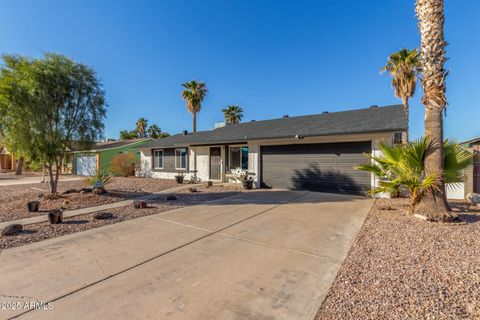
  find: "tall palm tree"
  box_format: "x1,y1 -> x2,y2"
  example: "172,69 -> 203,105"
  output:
222,105 -> 244,125
381,48 -> 421,144
135,117 -> 148,138
181,80 -> 207,132
414,0 -> 452,221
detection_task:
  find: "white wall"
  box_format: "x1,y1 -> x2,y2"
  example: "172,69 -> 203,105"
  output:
446,183 -> 465,200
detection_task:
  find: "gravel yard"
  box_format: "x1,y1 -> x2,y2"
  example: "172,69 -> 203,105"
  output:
0,177 -> 179,222
317,198 -> 480,320
0,184 -> 243,250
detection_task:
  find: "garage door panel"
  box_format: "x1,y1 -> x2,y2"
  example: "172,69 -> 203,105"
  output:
261,142 -> 371,195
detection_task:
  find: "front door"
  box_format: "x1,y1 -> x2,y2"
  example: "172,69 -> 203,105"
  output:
210,147 -> 221,180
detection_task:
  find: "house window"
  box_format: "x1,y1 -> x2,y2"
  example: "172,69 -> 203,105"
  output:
175,148 -> 187,170
153,150 -> 163,169
393,132 -> 403,144
230,146 -> 248,170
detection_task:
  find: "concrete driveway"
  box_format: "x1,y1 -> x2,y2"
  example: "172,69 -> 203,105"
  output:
0,190 -> 373,320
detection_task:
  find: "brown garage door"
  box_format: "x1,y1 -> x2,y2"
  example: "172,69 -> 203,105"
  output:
261,142 -> 371,194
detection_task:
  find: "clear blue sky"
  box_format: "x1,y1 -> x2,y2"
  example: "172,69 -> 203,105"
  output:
1,0 -> 478,141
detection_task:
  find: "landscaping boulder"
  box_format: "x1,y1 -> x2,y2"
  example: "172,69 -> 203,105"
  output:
48,210 -> 63,224
27,201 -> 40,212
133,200 -> 147,209
467,193 -> 480,204
1,224 -> 23,236
166,195 -> 177,201
93,187 -> 107,195
93,212 -> 114,220
80,188 -> 93,194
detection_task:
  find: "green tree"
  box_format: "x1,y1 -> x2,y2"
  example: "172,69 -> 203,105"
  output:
181,80 -> 207,132
119,130 -> 137,140
147,124 -> 169,139
381,48 -> 421,144
222,105 -> 244,125
0,53 -> 106,194
415,0 -> 452,221
356,138 -> 471,213
135,117 -> 148,138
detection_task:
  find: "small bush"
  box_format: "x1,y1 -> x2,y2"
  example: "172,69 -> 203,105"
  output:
110,153 -> 137,177
87,168 -> 113,186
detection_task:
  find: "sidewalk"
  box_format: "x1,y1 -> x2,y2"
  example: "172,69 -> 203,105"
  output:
0,174 -> 82,187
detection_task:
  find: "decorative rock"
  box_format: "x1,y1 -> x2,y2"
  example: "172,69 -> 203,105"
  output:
166,195 -> 177,201
1,224 -> 23,236
27,201 -> 40,212
189,187 -> 198,193
80,188 -> 93,194
133,200 -> 147,209
93,212 -> 114,220
93,188 -> 107,195
466,193 -> 480,204
48,210 -> 63,224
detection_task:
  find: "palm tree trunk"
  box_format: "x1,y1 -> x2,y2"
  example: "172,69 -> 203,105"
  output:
414,0 -> 453,221
402,97 -> 409,144
192,112 -> 197,133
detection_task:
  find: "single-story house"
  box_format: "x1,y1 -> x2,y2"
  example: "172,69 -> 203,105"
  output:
71,138 -> 152,176
0,145 -> 15,171
139,105 -> 407,195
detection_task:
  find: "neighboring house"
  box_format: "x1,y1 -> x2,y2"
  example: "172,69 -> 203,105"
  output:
458,137 -> 480,198
71,138 -> 152,176
139,105 -> 407,195
0,145 -> 15,171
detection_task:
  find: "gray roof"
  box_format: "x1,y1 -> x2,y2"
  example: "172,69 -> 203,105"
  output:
141,104 -> 407,149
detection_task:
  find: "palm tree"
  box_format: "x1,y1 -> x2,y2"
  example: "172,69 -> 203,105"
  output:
381,48 -> 421,144
222,105 -> 244,125
414,0 -> 452,221
181,80 -> 208,132
135,118 -> 148,138
356,138 -> 471,213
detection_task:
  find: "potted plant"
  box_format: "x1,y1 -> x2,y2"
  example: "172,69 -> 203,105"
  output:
27,201 -> 40,212
175,172 -> 185,184
231,168 -> 255,190
48,209 -> 63,224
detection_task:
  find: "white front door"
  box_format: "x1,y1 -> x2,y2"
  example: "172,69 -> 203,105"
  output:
76,155 -> 97,176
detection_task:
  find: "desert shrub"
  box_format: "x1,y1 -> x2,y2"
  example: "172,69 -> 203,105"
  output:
110,152 -> 137,176
87,168 -> 113,186
356,137 -> 472,212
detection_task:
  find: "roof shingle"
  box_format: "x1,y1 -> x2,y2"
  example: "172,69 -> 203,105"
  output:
141,105 -> 407,149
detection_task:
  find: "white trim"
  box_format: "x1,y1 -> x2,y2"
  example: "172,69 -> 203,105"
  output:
153,149 -> 164,169
175,148 -> 188,170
